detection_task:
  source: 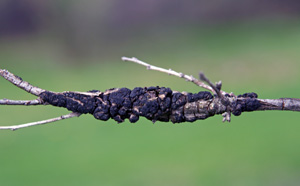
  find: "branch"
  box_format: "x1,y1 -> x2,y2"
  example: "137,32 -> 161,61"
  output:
1,57 -> 300,131
257,98 -> 300,111
0,112 -> 81,131
0,98 -> 44,105
122,56 -> 231,121
122,56 -> 225,94
0,69 -> 46,96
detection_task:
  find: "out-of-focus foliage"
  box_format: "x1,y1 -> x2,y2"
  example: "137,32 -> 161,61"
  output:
1,0 -> 300,58
1,1 -> 300,186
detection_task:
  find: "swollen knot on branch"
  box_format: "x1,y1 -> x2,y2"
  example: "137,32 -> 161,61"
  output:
199,72 -> 231,122
231,93 -> 261,116
39,87 -> 215,123
1,56 -> 299,131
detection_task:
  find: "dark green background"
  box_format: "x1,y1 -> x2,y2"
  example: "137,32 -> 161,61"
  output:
1,3 -> 300,185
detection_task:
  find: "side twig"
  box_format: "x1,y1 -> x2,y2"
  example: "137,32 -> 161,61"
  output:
121,57 -> 227,95
0,98 -> 44,105
0,112 -> 81,131
0,69 -> 46,96
199,72 -> 223,98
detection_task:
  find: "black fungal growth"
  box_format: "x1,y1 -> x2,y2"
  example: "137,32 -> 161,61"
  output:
39,88 -> 260,123
232,92 -> 261,116
39,87 -> 214,123
39,91 -> 97,114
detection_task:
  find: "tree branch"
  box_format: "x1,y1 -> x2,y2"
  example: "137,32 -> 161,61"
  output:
257,98 -> 300,111
1,57 -> 299,131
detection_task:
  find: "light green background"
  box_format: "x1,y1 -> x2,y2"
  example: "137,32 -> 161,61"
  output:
1,22 -> 300,186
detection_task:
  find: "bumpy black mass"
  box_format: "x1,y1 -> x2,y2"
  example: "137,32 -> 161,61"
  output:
39,87 -> 213,123
232,92 -> 261,116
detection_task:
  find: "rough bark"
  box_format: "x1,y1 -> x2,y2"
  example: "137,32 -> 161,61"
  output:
1,57 -> 299,130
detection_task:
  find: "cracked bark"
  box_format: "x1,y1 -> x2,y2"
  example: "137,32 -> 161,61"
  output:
1,57 -> 299,130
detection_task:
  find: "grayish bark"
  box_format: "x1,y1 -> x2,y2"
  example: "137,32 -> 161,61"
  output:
1,57 -> 299,131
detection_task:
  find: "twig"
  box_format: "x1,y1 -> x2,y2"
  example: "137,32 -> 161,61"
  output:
122,57 -> 225,94
199,72 -> 223,98
0,98 -> 43,105
0,112 -> 81,131
0,69 -> 46,96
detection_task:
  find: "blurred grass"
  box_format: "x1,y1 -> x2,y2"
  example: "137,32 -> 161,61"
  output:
1,22 -> 300,186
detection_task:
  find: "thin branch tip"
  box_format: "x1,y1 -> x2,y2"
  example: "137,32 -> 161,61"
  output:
122,56 -> 215,92
199,72 -> 205,81
0,112 -> 81,131
121,56 -> 128,61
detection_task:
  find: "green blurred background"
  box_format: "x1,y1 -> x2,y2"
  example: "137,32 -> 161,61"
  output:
1,0 -> 300,185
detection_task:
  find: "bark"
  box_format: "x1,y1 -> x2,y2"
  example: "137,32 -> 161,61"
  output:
1,57 -> 299,131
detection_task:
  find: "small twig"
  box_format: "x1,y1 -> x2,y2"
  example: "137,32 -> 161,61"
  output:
122,57 -> 222,94
0,98 -> 44,105
199,72 -> 223,98
64,91 -> 101,97
0,112 -> 81,131
0,69 -> 45,96
198,72 -> 232,122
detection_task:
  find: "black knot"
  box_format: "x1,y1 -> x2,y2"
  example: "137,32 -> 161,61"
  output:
39,91 -> 66,107
237,92 -> 258,99
232,93 -> 261,116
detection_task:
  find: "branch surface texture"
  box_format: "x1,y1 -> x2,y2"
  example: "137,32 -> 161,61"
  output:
1,57 -> 299,130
